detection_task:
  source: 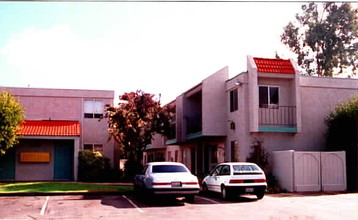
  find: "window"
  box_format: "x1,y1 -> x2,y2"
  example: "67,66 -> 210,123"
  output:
210,165 -> 222,176
152,165 -> 188,173
84,100 -> 104,118
83,144 -> 103,152
219,165 -> 231,175
233,165 -> 261,174
229,88 -> 238,112
259,86 -> 279,108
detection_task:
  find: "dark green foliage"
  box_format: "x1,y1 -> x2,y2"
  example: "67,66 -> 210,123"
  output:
246,139 -> 270,172
122,159 -> 143,182
0,91 -> 24,156
325,96 -> 358,191
281,2 -> 357,76
78,150 -> 115,182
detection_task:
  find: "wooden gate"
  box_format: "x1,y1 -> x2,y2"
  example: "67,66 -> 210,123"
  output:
294,152 -> 321,192
273,151 -> 346,192
321,152 -> 346,191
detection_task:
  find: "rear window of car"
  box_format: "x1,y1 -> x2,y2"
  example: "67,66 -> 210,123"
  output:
152,165 -> 188,173
233,165 -> 262,174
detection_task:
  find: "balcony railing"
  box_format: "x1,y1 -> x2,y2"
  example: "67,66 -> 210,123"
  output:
259,105 -> 296,127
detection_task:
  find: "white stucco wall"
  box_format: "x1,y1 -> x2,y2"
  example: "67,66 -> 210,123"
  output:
202,66 -> 229,136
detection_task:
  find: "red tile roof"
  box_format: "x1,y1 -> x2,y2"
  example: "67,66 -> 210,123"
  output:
253,57 -> 295,74
18,120 -> 80,136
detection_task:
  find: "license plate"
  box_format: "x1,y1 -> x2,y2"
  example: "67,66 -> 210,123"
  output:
171,181 -> 182,187
245,188 -> 254,193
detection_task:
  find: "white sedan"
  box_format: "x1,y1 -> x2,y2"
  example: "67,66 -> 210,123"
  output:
133,162 -> 200,201
202,162 -> 267,200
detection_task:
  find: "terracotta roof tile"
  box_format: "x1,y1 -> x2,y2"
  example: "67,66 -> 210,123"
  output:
253,57 -> 295,74
18,120 -> 80,136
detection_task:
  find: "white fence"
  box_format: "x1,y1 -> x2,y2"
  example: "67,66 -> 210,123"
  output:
273,151 -> 346,192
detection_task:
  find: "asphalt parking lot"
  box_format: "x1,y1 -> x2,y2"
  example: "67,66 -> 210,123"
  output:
0,192 -> 356,220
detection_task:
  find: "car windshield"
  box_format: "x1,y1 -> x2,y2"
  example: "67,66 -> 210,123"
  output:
152,165 -> 188,173
233,165 -> 261,173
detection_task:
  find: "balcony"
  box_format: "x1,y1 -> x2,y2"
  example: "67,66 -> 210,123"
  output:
186,114 -> 202,139
259,105 -> 297,133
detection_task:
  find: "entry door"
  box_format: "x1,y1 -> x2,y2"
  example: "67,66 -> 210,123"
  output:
0,147 -> 16,180
54,140 -> 74,180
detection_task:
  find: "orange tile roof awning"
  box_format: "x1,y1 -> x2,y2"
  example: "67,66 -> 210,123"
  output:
18,120 -> 80,136
253,57 -> 295,74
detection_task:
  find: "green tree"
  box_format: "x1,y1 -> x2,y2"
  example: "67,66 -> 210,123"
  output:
325,96 -> 358,191
281,2 -> 358,77
104,90 -> 174,164
0,91 -> 24,156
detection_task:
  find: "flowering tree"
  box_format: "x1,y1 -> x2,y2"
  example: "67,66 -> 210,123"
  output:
105,90 -> 174,163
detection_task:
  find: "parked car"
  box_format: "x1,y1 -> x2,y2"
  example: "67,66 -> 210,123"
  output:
202,162 -> 267,200
133,162 -> 200,201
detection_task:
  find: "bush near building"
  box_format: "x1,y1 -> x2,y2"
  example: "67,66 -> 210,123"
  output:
78,150 -> 120,182
325,96 -> 358,191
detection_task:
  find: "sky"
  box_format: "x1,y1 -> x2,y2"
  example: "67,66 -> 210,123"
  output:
0,2 -> 307,104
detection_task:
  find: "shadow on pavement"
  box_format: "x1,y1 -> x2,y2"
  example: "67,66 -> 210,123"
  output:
199,192 -> 258,203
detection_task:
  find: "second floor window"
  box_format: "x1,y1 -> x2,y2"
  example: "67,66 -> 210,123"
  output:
259,86 -> 279,108
229,88 -> 238,112
84,100 -> 104,118
83,144 -> 103,152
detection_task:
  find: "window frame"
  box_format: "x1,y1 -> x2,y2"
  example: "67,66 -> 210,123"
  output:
84,100 -> 105,119
83,144 -> 103,152
229,88 -> 238,112
259,85 -> 279,108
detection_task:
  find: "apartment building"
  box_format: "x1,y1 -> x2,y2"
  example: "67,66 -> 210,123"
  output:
0,87 -> 118,181
145,56 -> 358,176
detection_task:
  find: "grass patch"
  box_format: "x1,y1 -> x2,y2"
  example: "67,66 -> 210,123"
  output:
0,182 -> 133,194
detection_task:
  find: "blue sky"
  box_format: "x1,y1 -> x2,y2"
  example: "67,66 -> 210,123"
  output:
0,2 -> 305,104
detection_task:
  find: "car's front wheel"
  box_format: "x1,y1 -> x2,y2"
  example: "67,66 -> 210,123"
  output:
201,183 -> 208,194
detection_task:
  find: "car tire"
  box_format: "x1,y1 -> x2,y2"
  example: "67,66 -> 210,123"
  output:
256,191 -> 265,200
185,195 -> 195,203
133,184 -> 140,194
201,183 -> 208,194
221,185 -> 231,200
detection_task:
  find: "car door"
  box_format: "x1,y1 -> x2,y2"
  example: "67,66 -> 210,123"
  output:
218,165 -> 231,187
206,165 -> 223,192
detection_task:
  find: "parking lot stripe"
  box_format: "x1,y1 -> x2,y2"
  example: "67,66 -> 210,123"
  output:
40,196 -> 50,215
122,195 -> 144,213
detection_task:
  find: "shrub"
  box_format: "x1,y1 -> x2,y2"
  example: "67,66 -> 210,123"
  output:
78,150 -> 112,182
325,96 -> 358,191
246,139 -> 270,172
122,159 -> 143,182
